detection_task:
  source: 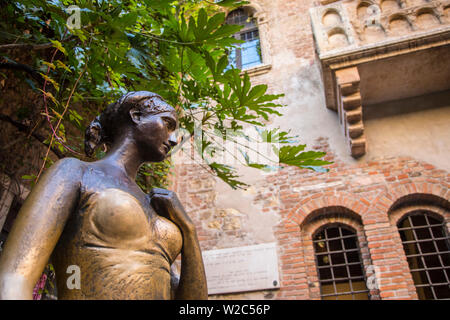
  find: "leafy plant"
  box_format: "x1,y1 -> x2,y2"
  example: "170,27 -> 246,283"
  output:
0,0 -> 331,190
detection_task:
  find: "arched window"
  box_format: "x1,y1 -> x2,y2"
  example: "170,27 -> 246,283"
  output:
313,224 -> 370,300
226,8 -> 262,70
398,211 -> 450,299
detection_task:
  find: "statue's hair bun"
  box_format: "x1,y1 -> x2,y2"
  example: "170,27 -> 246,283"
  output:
84,115 -> 104,157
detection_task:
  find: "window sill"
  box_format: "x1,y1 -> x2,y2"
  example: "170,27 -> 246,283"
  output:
240,63 -> 272,77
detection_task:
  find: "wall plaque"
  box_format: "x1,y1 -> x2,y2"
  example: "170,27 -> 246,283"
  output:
202,242 -> 280,295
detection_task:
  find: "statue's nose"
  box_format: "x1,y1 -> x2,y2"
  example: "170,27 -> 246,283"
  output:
168,132 -> 178,147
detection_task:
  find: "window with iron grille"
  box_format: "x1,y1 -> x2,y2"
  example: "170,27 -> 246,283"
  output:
398,211 -> 450,300
226,8 -> 262,70
313,224 -> 370,300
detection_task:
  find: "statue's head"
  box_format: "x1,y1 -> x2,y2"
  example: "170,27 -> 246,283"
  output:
85,91 -> 178,162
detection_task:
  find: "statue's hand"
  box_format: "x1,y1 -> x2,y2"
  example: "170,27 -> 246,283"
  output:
149,188 -> 194,230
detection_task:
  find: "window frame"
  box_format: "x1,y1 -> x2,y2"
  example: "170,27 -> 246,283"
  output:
226,7 -> 263,70
312,223 -> 371,300
397,210 -> 450,300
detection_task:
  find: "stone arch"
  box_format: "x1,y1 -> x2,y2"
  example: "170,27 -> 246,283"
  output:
225,6 -> 257,25
240,2 -> 266,24
363,22 -> 386,41
322,8 -> 343,27
358,1 -> 382,21
357,1 -> 372,19
445,5 -> 450,21
380,0 -> 401,12
388,13 -> 413,35
357,0 -> 376,19
372,182 -> 449,216
387,193 -> 450,226
414,7 -> 441,29
275,194 -> 372,299
300,205 -> 363,232
225,3 -> 267,26
362,183 -> 449,299
327,27 -> 349,48
288,192 -> 371,226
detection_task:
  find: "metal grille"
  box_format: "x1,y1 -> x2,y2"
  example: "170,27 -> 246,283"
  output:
313,224 -> 370,300
398,211 -> 450,300
240,29 -> 259,41
226,8 -> 256,29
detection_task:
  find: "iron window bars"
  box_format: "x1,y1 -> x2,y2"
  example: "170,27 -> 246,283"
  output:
398,211 -> 450,300
313,224 -> 370,300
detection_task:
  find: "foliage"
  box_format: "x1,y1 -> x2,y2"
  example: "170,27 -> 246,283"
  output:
0,0 -> 331,190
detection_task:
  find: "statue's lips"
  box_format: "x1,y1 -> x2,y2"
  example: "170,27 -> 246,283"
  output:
163,143 -> 171,153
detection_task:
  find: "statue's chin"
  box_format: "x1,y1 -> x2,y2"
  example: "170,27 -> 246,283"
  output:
146,153 -> 167,163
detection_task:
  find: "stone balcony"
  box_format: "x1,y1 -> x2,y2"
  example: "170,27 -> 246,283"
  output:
310,0 -> 450,157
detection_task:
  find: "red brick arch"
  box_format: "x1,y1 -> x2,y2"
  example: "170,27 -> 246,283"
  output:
275,204 -> 376,300
387,192 -> 450,225
287,191 -> 371,226
370,181 -> 449,215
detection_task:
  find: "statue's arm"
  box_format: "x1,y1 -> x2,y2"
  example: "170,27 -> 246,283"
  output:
150,188 -> 208,300
0,158 -> 82,299
175,221 -> 208,299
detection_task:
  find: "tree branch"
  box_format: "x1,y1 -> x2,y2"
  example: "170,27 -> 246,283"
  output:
0,36 -> 75,52
0,113 -> 65,159
0,61 -> 44,85
0,42 -> 54,51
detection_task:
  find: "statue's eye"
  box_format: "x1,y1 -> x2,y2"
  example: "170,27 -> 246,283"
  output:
163,117 -> 176,131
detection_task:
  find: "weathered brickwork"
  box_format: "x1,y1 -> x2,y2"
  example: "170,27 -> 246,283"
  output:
171,0 -> 450,300
173,137 -> 449,300
272,138 -> 449,300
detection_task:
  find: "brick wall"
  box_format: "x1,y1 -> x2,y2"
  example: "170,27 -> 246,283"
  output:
272,138 -> 449,300
172,136 -> 449,300
170,0 -> 450,300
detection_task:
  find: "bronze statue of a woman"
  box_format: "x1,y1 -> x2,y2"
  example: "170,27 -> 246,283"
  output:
0,91 -> 208,299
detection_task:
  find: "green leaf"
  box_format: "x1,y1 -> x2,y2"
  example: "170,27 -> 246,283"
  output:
55,60 -> 71,73
39,73 -> 60,91
277,145 -> 332,171
38,89 -> 59,105
209,162 -> 248,190
205,12 -> 225,34
215,0 -> 250,8
42,61 -> 55,70
50,40 -> 67,56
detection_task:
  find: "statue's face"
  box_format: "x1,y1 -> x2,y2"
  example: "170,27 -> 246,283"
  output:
132,99 -> 178,162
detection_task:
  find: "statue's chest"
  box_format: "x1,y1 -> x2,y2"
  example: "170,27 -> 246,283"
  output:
73,187 -> 182,262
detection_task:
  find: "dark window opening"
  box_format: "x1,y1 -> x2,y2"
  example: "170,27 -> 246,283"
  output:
226,8 -> 262,70
398,211 -> 450,300
313,224 -> 370,300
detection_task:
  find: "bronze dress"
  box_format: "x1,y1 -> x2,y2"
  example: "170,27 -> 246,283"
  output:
51,166 -> 182,299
